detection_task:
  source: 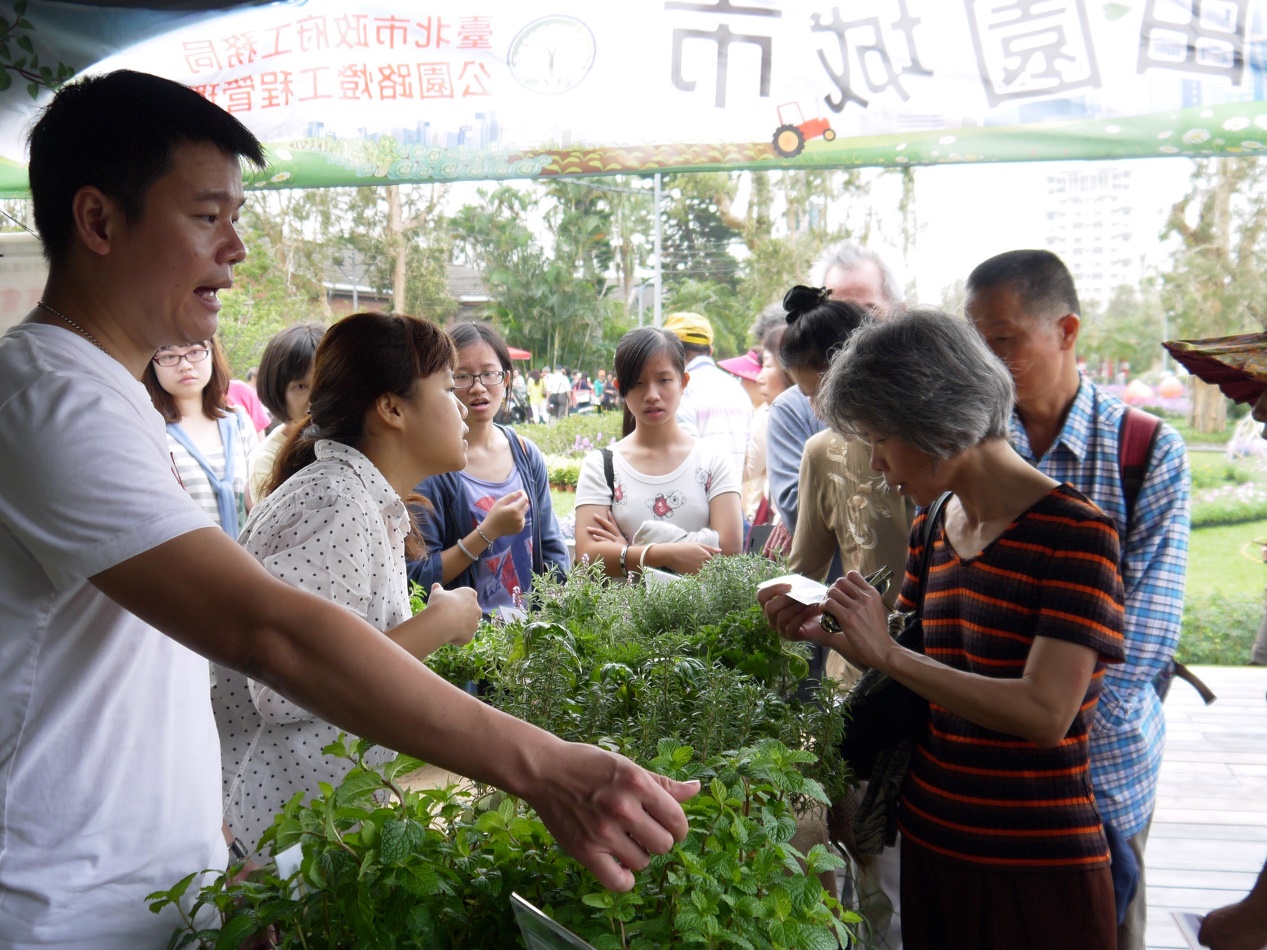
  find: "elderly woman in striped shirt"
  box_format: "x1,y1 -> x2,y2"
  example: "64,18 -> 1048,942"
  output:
761,309 -> 1125,950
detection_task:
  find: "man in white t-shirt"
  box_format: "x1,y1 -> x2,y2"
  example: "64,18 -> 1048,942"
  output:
0,70 -> 696,949
546,365 -> 571,419
664,312 -> 753,480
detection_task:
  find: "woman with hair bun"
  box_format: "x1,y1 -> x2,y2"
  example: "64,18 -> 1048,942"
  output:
219,311 -> 481,860
778,285 -> 915,602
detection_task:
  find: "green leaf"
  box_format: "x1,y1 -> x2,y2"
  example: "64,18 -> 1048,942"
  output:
381,753 -> 427,781
334,766 -> 385,805
13,0 -> 25,15
213,914 -> 261,950
0,71 -> 11,92
144,871 -> 200,911
15,35 -> 30,54
1103,2 -> 1131,19
379,817 -> 424,864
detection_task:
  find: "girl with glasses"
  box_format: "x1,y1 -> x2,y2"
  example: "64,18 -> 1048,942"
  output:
409,321 -> 570,616
143,337 -> 257,536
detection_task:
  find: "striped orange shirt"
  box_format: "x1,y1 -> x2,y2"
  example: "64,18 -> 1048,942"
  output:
896,484 -> 1125,869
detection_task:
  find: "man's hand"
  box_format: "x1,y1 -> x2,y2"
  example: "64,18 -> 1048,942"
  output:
523,740 -> 699,892
424,585 -> 481,646
1200,899 -> 1267,950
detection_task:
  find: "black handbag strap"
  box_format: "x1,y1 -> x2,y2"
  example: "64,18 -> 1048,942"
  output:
912,492 -> 952,616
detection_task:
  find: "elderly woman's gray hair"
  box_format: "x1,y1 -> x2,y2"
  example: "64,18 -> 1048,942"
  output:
819,308 -> 1015,459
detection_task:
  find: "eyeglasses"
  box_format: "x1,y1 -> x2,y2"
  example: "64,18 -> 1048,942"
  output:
153,347 -> 211,367
453,370 -> 507,389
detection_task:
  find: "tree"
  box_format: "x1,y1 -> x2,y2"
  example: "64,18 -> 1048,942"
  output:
1159,158 -> 1267,431
451,185 -> 619,370
1078,283 -> 1165,381
341,184 -> 457,322
216,189 -> 333,375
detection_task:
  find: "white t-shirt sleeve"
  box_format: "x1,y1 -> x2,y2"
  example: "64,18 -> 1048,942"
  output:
0,371 -> 213,590
676,390 -> 700,437
574,449 -> 614,509
700,444 -> 742,500
243,493 -> 379,723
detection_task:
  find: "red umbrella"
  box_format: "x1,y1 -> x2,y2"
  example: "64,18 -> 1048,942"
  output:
507,346 -> 532,360
1163,332 -> 1267,404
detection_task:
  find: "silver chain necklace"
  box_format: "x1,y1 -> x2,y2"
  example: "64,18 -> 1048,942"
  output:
37,300 -> 109,355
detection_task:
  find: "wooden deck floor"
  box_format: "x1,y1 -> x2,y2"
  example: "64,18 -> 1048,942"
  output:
1146,665 -> 1267,950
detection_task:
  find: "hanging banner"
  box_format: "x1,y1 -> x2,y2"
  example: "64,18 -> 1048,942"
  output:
0,0 -> 1265,195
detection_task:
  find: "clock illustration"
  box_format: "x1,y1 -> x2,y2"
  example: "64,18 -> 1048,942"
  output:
507,15 -> 596,94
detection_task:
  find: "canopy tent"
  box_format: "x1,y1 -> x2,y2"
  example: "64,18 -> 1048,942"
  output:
1,0 -> 1266,196
507,346 -> 532,360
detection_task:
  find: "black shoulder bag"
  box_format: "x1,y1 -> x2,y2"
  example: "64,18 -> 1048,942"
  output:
834,491 -> 951,856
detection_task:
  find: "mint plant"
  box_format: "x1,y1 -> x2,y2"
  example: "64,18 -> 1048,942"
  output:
153,555 -> 857,947
149,738 -> 856,949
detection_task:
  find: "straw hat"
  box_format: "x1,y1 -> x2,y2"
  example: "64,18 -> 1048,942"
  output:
1162,331 -> 1267,404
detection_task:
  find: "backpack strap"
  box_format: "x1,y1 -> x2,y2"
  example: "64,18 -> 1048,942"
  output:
601,447 -> 615,504
1117,407 -> 1161,531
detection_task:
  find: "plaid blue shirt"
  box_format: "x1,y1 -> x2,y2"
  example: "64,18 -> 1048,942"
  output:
1010,376 -> 1190,839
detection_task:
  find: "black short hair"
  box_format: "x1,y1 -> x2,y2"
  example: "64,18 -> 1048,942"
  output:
681,341 -> 712,359
447,320 -> 512,373
28,70 -> 266,265
256,323 -> 326,422
965,249 -> 1081,321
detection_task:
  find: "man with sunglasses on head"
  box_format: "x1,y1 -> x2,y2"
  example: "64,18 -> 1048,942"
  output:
0,71 -> 696,949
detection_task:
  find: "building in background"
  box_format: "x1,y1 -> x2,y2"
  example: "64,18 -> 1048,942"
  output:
1043,162 -> 1148,309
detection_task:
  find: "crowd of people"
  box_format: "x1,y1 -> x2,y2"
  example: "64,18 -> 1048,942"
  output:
525,365 -> 619,423
7,67 -> 1267,950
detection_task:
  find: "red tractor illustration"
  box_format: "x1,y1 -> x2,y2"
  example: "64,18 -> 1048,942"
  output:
772,102 -> 836,158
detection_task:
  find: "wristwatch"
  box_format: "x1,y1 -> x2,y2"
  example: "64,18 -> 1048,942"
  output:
619,545 -> 630,576
228,837 -> 249,864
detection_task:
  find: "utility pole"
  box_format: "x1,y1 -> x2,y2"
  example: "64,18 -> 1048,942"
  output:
653,173 -> 663,327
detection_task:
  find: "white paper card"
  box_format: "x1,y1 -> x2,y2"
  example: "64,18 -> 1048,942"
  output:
1171,911 -> 1204,950
756,574 -> 830,606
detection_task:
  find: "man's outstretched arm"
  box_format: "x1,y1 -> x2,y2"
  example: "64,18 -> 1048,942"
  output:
93,526 -> 698,891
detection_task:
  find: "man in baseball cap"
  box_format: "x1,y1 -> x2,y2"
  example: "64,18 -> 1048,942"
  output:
664,311 -> 753,481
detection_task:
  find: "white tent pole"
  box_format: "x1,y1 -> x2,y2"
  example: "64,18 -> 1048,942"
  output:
653,172 -> 663,327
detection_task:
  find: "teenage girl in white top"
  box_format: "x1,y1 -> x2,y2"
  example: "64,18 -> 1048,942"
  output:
574,327 -> 743,577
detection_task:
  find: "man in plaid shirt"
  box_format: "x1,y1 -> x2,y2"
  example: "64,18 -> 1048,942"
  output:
965,250 -> 1190,950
